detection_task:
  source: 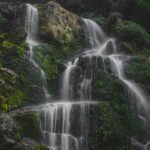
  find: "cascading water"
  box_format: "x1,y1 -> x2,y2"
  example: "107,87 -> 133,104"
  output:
61,59 -> 79,101
25,4 -> 50,100
39,102 -> 73,150
25,4 -> 149,150
82,18 -> 150,149
83,18 -> 150,121
108,54 -> 150,118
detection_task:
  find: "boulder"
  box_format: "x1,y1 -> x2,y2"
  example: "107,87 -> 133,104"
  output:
14,111 -> 42,141
39,1 -> 80,43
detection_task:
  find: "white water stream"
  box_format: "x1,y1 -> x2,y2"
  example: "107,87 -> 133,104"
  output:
25,4 -> 150,150
83,18 -> 150,120
83,18 -> 150,149
25,4 -> 50,100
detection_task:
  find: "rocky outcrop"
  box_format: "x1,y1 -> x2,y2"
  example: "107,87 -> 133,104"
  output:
39,1 -> 80,43
0,112 -> 48,150
0,2 -> 26,43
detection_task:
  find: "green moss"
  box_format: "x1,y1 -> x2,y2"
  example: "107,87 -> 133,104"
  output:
0,67 -> 19,111
137,48 -> 150,56
89,65 -> 144,150
14,131 -> 22,141
92,71 -> 124,101
15,112 -> 42,141
34,145 -> 50,150
99,102 -> 143,140
7,89 -> 26,110
33,44 -> 65,96
88,101 -> 144,150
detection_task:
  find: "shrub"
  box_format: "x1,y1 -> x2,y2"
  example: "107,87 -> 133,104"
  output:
115,20 -> 150,48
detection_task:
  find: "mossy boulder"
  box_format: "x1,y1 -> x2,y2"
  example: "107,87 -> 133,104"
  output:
39,1 -> 80,43
0,112 -> 48,150
15,112 -> 42,141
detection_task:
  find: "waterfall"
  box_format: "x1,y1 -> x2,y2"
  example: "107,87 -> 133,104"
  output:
82,18 -> 150,121
25,4 -> 149,150
25,3 -> 38,45
38,101 -> 99,150
39,102 -> 72,150
82,18 -> 150,148
83,18 -> 106,48
25,4 -> 50,101
60,59 -> 77,100
108,54 -> 150,118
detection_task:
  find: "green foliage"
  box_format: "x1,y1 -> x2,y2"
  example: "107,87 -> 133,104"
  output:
0,32 -> 6,42
90,65 -> 144,150
34,145 -> 50,150
34,44 -> 65,95
91,15 -> 107,29
2,41 -> 14,49
137,48 -> 150,56
123,0 -> 150,32
58,0 -> 126,15
114,20 -> 150,49
15,112 -> 42,141
14,131 -> 22,141
0,40 -> 28,111
0,67 -> 17,111
34,44 -> 61,76
1,103 -> 9,111
0,40 -> 26,75
125,56 -> 150,94
37,4 -> 45,16
92,71 -> 124,101
0,1 -> 149,150
94,101 -> 143,150
98,103 -> 124,142
7,89 -> 26,110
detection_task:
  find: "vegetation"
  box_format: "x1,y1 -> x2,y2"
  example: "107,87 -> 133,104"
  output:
34,145 -> 50,150
0,0 -> 150,150
114,20 -> 150,49
125,56 -> 150,94
15,112 -> 42,141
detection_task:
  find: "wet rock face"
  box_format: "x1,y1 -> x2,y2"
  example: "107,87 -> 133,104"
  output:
0,2 -> 26,43
14,111 -> 42,141
0,113 -> 33,150
0,112 -> 45,150
0,138 -> 36,150
0,113 -> 17,135
39,1 -> 80,43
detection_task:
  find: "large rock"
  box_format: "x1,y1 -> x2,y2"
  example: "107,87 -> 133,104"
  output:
39,1 -> 80,43
0,112 -> 47,150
